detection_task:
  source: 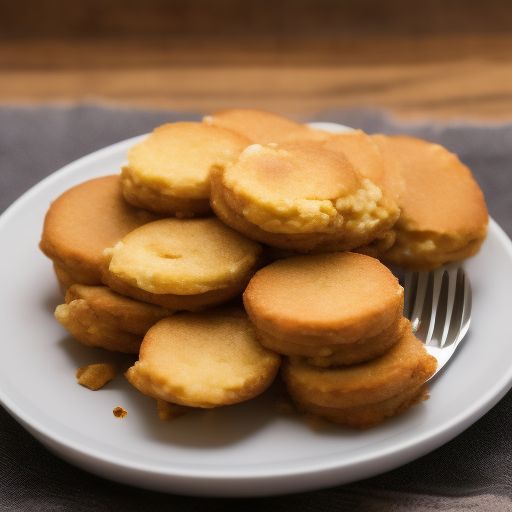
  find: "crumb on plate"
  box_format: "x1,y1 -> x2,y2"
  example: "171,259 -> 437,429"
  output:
76,363 -> 116,391
113,406 -> 127,418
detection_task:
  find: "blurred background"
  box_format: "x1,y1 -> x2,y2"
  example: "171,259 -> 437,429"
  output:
1,0 -> 512,120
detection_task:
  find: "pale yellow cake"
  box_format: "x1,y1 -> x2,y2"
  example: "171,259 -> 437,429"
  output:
125,308 -> 281,408
211,143 -> 400,252
121,122 -> 251,216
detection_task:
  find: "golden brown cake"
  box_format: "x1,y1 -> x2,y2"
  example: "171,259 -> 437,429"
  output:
321,129 -> 405,257
39,175 -> 160,286
125,307 -> 281,408
252,316 -> 407,367
372,135 -> 489,270
211,143 -> 400,253
203,109 -> 331,145
102,217 -> 262,311
55,284 -> 173,353
293,384 -> 429,429
322,129 -> 405,204
121,122 -> 251,216
243,252 -> 404,347
281,325 -> 437,428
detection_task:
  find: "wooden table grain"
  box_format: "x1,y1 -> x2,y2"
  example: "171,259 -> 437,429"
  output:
2,0 -> 512,120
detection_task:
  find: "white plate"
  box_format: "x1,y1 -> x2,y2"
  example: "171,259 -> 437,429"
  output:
1,124 -> 512,498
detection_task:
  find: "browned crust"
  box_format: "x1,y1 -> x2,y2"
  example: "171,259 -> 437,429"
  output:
56,299 -> 143,353
211,170 -> 399,253
294,384 -> 430,429
372,134 -> 489,270
65,284 -> 173,334
243,253 -> 404,344
121,166 -> 214,216
281,326 -> 437,409
39,175 -> 160,285
102,269 -> 253,311
253,315 -> 406,366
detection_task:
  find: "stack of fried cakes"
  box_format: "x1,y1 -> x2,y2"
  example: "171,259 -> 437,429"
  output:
40,109 -> 488,428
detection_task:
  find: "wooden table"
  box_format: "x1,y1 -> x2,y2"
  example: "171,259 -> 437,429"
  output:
2,0 -> 512,120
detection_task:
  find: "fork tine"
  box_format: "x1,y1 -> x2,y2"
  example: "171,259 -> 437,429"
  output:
445,268 -> 471,347
435,268 -> 457,348
404,265 -> 471,379
409,271 -> 430,333
424,268 -> 445,346
403,271 -> 417,321
415,272 -> 435,342
456,268 -> 472,342
429,270 -> 449,347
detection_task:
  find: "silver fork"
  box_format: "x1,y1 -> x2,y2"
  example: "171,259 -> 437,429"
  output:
403,266 -> 472,379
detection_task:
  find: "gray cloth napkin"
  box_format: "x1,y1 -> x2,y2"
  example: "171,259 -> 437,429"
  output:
1,104 -> 512,511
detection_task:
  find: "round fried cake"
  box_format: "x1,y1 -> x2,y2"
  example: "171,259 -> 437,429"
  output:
39,175 -> 160,286
121,122 -> 251,216
102,217 -> 262,310
125,307 -> 281,408
244,252 -> 404,346
293,384 -> 429,429
203,109 -> 331,145
211,143 -> 400,253
372,135 -> 489,270
320,130 -> 405,257
53,262 -> 78,293
55,285 -> 173,353
281,325 -> 437,427
322,129 -> 405,204
253,316 -> 407,366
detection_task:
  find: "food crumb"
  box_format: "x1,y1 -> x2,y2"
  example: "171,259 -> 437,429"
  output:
76,363 -> 116,390
156,399 -> 192,421
113,406 -> 127,418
